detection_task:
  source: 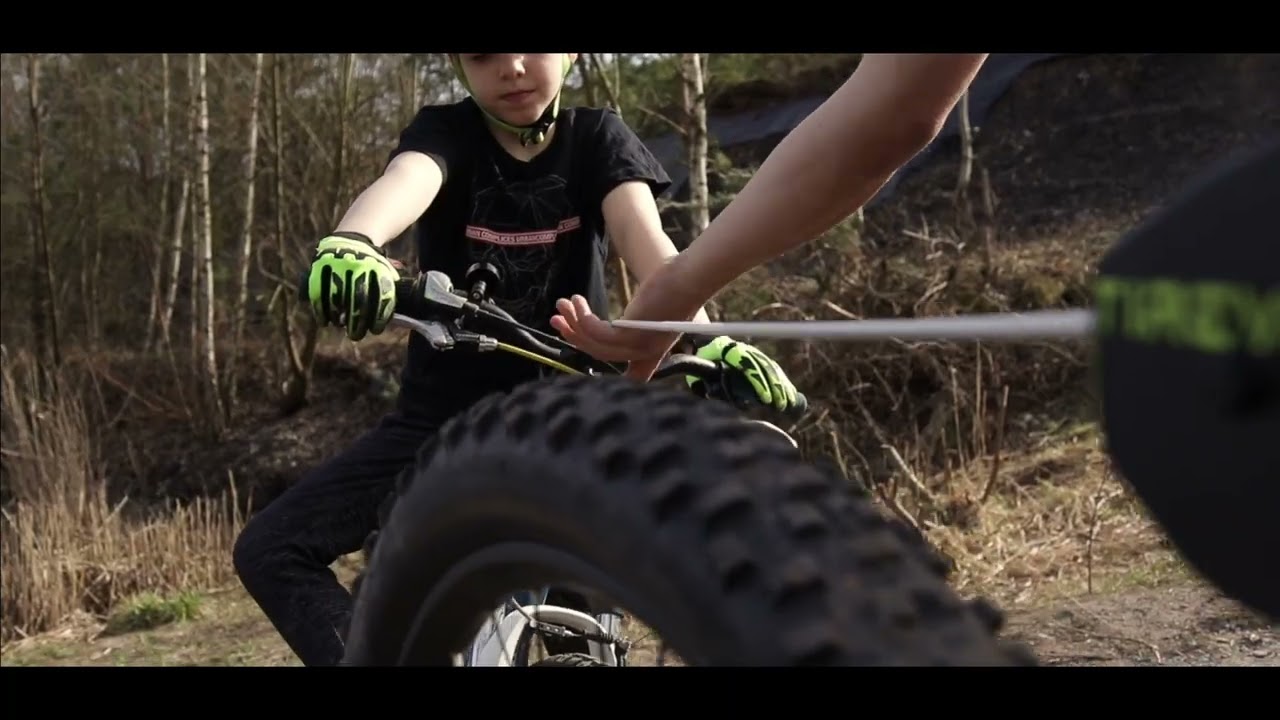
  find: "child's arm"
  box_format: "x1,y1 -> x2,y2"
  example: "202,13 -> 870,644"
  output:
329,102 -> 464,246
600,181 -> 711,326
333,151 -> 444,246
307,155 -> 434,340
553,108 -> 706,347
308,104 -> 461,340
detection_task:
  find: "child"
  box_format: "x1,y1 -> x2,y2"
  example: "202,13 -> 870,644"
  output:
232,53 -> 802,667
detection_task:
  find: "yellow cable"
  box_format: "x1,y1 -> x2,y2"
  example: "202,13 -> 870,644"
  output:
494,341 -> 582,375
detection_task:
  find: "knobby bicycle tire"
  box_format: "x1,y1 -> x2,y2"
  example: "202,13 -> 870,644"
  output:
342,374 -> 1036,666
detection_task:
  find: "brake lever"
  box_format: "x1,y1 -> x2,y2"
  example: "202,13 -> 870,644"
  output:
391,314 -> 455,350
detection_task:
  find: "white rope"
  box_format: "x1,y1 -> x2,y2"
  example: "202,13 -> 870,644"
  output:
610,309 -> 1096,342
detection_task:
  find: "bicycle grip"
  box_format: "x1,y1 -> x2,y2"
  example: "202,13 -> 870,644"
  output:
722,370 -> 810,419
295,266 -> 417,306
791,392 -> 809,417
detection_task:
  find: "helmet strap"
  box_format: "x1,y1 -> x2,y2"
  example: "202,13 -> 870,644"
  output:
449,54 -> 574,147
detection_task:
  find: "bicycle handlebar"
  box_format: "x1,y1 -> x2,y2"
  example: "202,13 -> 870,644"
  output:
297,266 -> 807,416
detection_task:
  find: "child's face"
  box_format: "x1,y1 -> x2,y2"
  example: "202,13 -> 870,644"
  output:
457,53 -> 575,127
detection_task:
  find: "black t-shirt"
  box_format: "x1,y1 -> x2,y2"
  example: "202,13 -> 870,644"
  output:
387,97 -> 671,417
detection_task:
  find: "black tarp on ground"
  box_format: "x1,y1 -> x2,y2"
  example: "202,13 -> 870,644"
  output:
644,53 -> 1076,206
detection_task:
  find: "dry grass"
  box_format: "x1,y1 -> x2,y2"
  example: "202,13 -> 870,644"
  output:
710,208 -> 1189,606
917,429 -> 1186,607
0,347 -> 245,645
719,212 -> 1101,476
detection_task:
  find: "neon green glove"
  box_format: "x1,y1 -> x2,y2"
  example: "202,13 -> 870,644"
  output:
307,232 -> 399,341
687,335 -> 800,411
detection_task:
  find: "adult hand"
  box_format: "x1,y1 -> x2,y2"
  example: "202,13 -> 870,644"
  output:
551,259 -> 704,381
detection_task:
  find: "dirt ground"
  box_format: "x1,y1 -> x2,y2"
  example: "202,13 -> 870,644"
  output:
1002,584 -> 1278,666
2,568 -> 1274,667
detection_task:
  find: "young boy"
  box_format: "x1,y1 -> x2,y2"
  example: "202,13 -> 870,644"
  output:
232,53 -> 803,667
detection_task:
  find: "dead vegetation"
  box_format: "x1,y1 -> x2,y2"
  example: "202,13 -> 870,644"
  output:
708,213 -> 1160,607
0,348 -> 244,644
695,52 -> 1280,607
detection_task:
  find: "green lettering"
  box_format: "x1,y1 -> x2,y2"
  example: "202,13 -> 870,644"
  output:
1118,278 -> 1149,341
1093,277 -> 1123,336
1190,281 -> 1246,354
1093,275 -> 1278,356
1146,279 -> 1190,347
1122,278 -> 1170,344
1249,289 -> 1280,355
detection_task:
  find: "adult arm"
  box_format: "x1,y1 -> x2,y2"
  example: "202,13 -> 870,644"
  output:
665,53 -> 989,310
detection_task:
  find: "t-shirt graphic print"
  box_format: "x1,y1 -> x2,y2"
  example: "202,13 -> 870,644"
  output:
463,165 -> 581,326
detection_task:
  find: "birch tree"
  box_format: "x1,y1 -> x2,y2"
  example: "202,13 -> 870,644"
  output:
955,89 -> 974,220
144,53 -> 172,352
159,56 -> 195,349
680,53 -> 710,237
273,54 -> 319,415
193,52 -> 225,433
26,53 -> 60,370
225,52 -> 264,416
585,53 -> 633,304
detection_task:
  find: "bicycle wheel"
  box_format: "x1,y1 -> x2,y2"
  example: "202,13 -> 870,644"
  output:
530,653 -> 609,667
343,374 -> 1035,666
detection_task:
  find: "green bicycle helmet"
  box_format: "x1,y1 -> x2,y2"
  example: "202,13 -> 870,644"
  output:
448,53 -> 575,147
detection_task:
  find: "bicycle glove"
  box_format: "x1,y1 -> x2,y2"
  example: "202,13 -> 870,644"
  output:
308,231 -> 399,341
687,335 -> 800,412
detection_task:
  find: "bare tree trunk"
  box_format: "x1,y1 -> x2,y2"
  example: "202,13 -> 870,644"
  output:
613,53 -> 623,107
395,55 -> 422,267
586,54 -> 632,305
82,64 -> 106,348
161,80 -> 198,426
193,53 -> 225,433
160,55 -> 194,349
274,54 -> 317,415
187,55 -> 201,356
77,186 -> 91,347
87,184 -> 103,348
331,53 -> 354,227
577,54 -> 597,106
409,55 -> 421,113
160,177 -> 191,346
189,185 -> 199,354
26,53 -> 60,369
401,54 -> 421,125
589,54 -> 622,117
145,53 -> 172,352
225,52 -> 264,418
680,53 -> 710,236
955,90 -> 974,223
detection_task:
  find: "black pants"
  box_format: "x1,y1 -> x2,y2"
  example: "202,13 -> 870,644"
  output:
231,408 -> 446,666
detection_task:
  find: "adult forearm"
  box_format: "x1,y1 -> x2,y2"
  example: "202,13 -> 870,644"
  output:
677,54 -> 987,298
